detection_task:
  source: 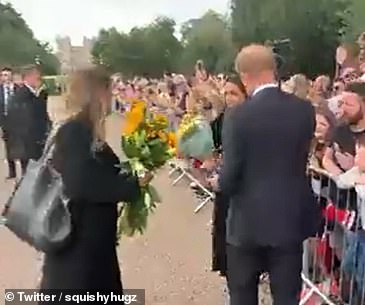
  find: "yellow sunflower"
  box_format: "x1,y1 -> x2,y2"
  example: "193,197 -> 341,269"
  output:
157,131 -> 168,143
150,113 -> 168,130
167,132 -> 177,149
122,103 -> 145,136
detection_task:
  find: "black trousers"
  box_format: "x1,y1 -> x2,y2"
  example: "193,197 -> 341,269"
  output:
227,242 -> 303,305
2,130 -> 15,177
20,159 -> 28,174
6,157 -> 28,177
211,193 -> 229,276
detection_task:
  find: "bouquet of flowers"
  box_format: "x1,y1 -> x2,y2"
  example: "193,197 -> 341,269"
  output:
118,100 -> 176,238
176,113 -> 214,160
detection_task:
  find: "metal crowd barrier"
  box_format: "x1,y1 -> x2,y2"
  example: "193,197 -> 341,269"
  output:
301,166 -> 365,305
168,158 -> 215,213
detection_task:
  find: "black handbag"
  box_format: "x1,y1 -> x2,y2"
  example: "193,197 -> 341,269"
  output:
3,123 -> 72,253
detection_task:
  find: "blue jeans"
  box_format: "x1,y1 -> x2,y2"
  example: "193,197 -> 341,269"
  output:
342,230 -> 365,301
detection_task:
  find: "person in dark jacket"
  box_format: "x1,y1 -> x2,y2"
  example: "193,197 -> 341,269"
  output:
218,45 -> 317,305
39,68 -> 152,303
211,74 -> 246,276
0,66 -> 20,179
6,65 -> 51,176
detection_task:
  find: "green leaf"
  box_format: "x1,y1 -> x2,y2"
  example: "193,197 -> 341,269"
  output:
148,138 -> 162,146
144,191 -> 152,209
141,145 -> 151,158
122,136 -> 140,158
148,185 -> 162,203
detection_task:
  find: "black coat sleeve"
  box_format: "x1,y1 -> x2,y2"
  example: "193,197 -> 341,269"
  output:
218,106 -> 244,196
7,88 -> 32,137
54,121 -> 141,204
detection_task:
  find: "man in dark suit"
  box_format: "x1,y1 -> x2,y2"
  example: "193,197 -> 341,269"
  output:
0,67 -> 19,179
217,45 -> 318,305
6,64 -> 51,176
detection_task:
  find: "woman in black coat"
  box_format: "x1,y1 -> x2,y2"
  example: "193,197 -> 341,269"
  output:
39,69 -> 150,303
211,75 -> 246,277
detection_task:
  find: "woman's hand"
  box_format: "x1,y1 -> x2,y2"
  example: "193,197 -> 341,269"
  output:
201,158 -> 217,171
207,174 -> 219,191
138,171 -> 154,187
335,151 -> 354,171
355,175 -> 365,185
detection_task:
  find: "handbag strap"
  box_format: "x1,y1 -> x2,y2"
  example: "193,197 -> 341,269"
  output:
40,121 -> 65,163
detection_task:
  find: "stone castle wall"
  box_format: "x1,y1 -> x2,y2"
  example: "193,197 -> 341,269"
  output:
56,36 -> 95,74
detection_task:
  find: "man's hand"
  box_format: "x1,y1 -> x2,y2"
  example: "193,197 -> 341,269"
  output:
334,151 -> 354,171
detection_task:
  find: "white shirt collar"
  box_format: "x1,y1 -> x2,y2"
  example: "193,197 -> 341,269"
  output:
3,83 -> 14,99
2,82 -> 13,89
252,83 -> 278,97
24,83 -> 37,95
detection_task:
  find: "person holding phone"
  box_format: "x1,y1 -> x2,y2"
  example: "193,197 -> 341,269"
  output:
323,82 -> 365,176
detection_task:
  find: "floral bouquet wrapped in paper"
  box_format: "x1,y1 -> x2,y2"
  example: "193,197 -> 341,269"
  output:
176,113 -> 214,160
118,100 -> 176,238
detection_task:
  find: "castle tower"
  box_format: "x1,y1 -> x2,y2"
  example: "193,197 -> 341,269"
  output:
56,36 -> 95,74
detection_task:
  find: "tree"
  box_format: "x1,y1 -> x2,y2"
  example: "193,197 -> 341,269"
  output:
231,0 -> 351,77
0,2 -> 59,75
346,0 -> 365,40
92,17 -> 182,77
180,10 -> 235,74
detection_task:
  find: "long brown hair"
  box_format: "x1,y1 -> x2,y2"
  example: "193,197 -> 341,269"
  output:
310,104 -> 337,168
67,68 -> 111,141
314,104 -> 337,143
226,73 -> 247,97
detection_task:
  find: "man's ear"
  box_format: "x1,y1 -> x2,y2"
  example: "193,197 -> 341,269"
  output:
239,72 -> 245,84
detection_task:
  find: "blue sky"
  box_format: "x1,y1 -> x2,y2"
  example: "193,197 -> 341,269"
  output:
7,0 -> 230,46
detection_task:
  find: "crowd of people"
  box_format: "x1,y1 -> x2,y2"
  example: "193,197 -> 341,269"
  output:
1,33 -> 365,305
108,38 -> 365,305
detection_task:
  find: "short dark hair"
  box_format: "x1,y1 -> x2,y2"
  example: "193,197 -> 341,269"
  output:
21,64 -> 41,78
1,66 -> 12,72
344,81 -> 365,102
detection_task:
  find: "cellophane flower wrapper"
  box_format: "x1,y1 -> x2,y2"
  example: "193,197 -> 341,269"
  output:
177,115 -> 214,160
117,101 -> 175,239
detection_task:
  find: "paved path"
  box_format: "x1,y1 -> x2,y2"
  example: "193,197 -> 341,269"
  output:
0,97 -> 225,304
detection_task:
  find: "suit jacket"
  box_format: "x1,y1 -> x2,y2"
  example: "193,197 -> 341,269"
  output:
0,83 -> 19,129
6,85 -> 51,160
219,87 -> 319,247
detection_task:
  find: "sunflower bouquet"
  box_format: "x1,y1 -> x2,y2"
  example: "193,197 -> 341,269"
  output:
117,100 -> 176,238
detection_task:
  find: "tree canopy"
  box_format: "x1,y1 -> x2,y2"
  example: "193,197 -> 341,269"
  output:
1,0 -> 364,78
93,0 -> 364,78
0,2 -> 59,75
92,12 -> 234,77
92,17 -> 182,77
231,0 -> 352,77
